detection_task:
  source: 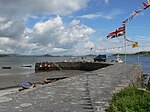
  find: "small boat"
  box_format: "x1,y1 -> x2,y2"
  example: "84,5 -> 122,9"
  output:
111,55 -> 124,63
116,55 -> 123,63
116,57 -> 124,63
21,81 -> 35,89
2,66 -> 11,69
21,64 -> 32,68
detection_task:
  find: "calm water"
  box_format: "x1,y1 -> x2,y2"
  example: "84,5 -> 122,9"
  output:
109,56 -> 150,74
126,56 -> 150,74
0,56 -> 149,76
0,56 -> 72,76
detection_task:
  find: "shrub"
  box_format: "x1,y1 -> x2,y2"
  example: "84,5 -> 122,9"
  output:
108,86 -> 150,112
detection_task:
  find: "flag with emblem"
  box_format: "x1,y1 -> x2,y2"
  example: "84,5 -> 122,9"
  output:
107,24 -> 125,39
131,42 -> 138,48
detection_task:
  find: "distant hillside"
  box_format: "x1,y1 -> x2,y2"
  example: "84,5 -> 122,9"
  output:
0,54 -> 8,57
84,54 -> 96,57
134,51 -> 150,56
43,54 -> 54,57
0,54 -> 67,57
0,54 -> 21,57
113,51 -> 150,56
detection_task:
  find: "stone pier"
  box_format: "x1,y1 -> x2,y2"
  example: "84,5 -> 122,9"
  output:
0,63 -> 142,112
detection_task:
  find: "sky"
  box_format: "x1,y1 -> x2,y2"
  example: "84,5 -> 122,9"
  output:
0,0 -> 150,56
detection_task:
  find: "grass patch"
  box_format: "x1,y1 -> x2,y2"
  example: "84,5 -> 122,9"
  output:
108,86 -> 150,112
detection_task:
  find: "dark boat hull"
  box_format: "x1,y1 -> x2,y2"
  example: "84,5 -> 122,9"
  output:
2,66 -> 11,69
21,64 -> 32,68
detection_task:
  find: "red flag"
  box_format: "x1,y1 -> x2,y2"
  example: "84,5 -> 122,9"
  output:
142,2 -> 148,7
142,1 -> 150,9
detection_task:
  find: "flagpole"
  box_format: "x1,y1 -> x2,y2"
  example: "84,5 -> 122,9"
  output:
124,23 -> 127,77
138,44 -> 140,65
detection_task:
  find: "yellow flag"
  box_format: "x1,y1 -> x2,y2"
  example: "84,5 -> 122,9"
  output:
131,42 -> 138,48
147,0 -> 150,5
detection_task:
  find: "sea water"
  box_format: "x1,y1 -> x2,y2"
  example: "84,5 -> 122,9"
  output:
0,56 -> 149,76
0,56 -> 72,76
126,56 -> 150,74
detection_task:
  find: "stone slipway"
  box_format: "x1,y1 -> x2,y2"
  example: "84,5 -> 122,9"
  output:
0,63 -> 142,112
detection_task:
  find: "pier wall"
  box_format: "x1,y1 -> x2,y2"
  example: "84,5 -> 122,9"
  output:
129,64 -> 143,86
35,62 -> 111,72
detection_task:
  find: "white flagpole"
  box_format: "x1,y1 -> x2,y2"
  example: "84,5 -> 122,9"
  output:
138,44 -> 140,65
124,24 -> 127,76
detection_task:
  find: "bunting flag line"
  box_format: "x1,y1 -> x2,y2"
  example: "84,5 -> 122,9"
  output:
125,38 -> 137,43
105,1 -> 149,52
122,0 -> 150,24
91,42 -> 138,52
107,24 -> 125,39
135,7 -> 143,13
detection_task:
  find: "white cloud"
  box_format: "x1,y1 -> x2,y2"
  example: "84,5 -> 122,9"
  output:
0,17 -> 25,38
69,19 -> 80,26
78,13 -> 101,19
0,0 -> 89,18
33,16 -> 63,35
0,0 -> 97,55
105,9 -> 124,19
0,16 -> 95,55
84,41 -> 96,49
78,9 -> 123,19
103,0 -> 109,4
53,48 -> 68,53
27,16 -> 95,54
0,0 -> 90,38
